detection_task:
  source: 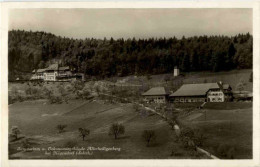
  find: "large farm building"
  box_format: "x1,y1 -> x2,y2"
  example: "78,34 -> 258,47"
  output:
169,82 -> 232,103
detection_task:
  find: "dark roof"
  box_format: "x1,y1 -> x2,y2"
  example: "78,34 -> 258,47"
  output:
46,64 -> 59,71
59,66 -> 70,71
142,87 -> 167,96
170,83 -> 219,97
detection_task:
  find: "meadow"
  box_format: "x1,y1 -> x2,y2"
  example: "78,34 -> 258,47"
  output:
9,99 -> 207,159
8,69 -> 253,159
180,102 -> 252,159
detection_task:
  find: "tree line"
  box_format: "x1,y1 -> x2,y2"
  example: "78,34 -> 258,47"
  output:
8,30 -> 252,80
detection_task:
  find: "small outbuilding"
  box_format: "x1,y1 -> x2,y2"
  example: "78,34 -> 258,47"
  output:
142,87 -> 168,103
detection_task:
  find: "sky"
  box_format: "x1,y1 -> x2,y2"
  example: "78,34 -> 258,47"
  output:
9,8 -> 252,39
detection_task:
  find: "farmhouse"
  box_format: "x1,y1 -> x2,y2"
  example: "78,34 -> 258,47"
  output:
142,87 -> 168,103
169,82 -> 232,103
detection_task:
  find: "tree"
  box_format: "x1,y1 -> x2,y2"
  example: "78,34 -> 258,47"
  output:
78,128 -> 90,141
11,126 -> 21,140
56,124 -> 67,133
236,79 -> 246,92
108,123 -> 125,139
142,130 -> 156,147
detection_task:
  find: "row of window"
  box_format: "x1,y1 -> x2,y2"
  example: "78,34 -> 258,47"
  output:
209,93 -> 223,96
174,98 -> 204,102
210,97 -> 223,102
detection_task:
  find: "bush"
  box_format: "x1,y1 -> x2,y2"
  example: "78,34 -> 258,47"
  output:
49,95 -> 63,104
142,130 -> 156,147
10,126 -> 21,141
22,139 -> 31,151
109,123 -> 125,139
56,124 -> 67,133
72,80 -> 85,93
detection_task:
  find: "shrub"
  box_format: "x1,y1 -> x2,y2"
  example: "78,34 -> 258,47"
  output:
193,130 -> 206,147
56,124 -> 67,133
72,80 -> 85,93
108,123 -> 125,139
142,130 -> 156,147
78,128 -> 90,141
22,139 -> 31,151
49,95 -> 63,104
10,126 -> 21,141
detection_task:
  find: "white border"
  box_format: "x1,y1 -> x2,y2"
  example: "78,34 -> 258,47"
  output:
1,1 -> 260,167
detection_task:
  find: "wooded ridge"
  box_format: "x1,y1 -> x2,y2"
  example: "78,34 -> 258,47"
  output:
8,30 -> 252,80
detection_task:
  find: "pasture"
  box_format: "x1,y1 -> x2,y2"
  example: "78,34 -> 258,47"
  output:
9,100 -> 207,159
181,102 -> 252,159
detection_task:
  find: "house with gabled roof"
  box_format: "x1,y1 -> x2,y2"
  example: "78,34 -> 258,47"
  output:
169,82 -> 232,103
142,87 -> 168,103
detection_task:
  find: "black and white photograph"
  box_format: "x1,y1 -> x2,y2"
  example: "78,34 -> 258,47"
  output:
1,2 -> 260,166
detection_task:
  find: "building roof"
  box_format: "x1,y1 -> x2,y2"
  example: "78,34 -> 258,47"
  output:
170,83 -> 219,97
32,68 -> 45,73
59,66 -> 70,71
142,87 -> 168,96
46,64 -> 59,71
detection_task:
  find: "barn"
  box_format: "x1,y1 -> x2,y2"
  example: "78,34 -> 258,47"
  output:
169,82 -> 232,103
142,87 -> 168,103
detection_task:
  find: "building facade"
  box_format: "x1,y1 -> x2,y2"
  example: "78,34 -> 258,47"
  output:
31,69 -> 45,80
31,64 -> 82,82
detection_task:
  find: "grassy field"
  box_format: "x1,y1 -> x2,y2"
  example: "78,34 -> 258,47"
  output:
181,102 -> 252,159
9,99 -> 207,159
106,69 -> 252,92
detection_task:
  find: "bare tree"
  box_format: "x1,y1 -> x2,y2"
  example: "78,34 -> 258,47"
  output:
109,123 -> 125,139
78,128 -> 90,141
142,130 -> 156,147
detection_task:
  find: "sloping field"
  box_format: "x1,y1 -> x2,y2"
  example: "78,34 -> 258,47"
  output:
181,102 -> 252,159
182,69 -> 252,91
9,100 -> 208,159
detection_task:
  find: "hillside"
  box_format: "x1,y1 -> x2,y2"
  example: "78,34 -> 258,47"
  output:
8,30 -> 252,80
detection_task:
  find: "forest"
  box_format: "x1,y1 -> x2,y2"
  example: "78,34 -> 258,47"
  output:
8,30 -> 252,80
